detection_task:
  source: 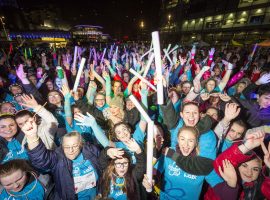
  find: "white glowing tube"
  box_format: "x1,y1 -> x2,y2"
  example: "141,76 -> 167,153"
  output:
152,31 -> 163,105
115,46 -> 118,58
109,45 -> 114,58
163,49 -> 173,66
168,45 -> 179,54
166,44 -> 171,52
73,58 -> 86,92
72,46 -> 78,69
146,120 -> 154,192
129,68 -> 157,91
129,95 -> 151,123
143,54 -> 155,78
140,48 -> 154,60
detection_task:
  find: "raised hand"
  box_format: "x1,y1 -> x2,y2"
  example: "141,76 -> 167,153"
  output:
107,148 -> 124,159
219,93 -> 231,102
74,112 -> 97,127
224,103 -> 241,123
20,94 -> 39,110
124,138 -> 142,154
244,130 -> 265,150
218,159 -> 237,188
21,117 -> 38,137
222,60 -> 233,70
142,174 -> 154,191
261,142 -> 270,168
16,64 -> 27,80
256,73 -> 270,85
209,48 -> 215,59
102,70 -> 110,81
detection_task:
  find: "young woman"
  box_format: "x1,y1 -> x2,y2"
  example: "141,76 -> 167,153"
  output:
15,94 -> 58,150
143,126 -> 238,200
210,130 -> 270,199
0,159 -> 45,199
98,141 -> 146,199
0,114 -> 28,163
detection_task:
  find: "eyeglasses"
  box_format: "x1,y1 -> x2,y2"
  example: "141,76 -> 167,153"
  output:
48,94 -> 60,99
95,98 -> 105,102
63,144 -> 80,151
114,162 -> 129,168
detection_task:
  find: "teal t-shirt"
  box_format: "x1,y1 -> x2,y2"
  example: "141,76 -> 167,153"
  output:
108,177 -> 127,200
2,139 -> 29,164
72,153 -> 98,200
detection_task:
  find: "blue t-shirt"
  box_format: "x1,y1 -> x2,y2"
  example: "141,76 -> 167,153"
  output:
170,119 -> 217,160
72,153 -> 98,200
154,152 -> 223,200
2,139 -> 29,164
115,124 -> 145,164
0,176 -> 45,200
108,177 -> 127,200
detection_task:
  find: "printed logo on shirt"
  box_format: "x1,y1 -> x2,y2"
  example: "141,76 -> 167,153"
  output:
168,162 -> 181,176
184,173 -> 197,180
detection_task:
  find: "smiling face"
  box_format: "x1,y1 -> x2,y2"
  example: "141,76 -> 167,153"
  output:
206,80 -> 216,93
239,158 -> 261,183
178,128 -> 197,156
10,86 -> 23,96
48,91 -> 62,106
0,117 -> 18,141
226,122 -> 245,141
110,105 -> 121,117
114,157 -> 129,177
180,104 -> 200,127
0,169 -> 27,193
113,82 -> 122,95
258,93 -> 270,109
114,124 -> 131,142
0,102 -> 16,114
95,94 -> 106,108
62,135 -> 82,160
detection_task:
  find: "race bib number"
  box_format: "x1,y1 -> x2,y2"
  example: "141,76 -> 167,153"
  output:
74,171 -> 96,193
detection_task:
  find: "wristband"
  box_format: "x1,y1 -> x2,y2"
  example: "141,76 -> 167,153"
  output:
27,136 -> 39,144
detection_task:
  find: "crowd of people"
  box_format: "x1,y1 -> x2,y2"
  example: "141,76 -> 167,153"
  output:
0,40 -> 270,200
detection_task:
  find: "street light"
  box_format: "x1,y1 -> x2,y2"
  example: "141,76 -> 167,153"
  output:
140,21 -> 144,28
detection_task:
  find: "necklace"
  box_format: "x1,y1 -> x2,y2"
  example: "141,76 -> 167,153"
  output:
112,174 -> 125,188
7,172 -> 38,198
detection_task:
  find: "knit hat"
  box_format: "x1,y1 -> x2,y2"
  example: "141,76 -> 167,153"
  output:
109,95 -> 124,110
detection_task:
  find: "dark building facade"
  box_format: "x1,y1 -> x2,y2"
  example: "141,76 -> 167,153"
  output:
160,0 -> 270,45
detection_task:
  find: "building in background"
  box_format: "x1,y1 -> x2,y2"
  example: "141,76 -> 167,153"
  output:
70,25 -> 110,43
160,0 -> 270,45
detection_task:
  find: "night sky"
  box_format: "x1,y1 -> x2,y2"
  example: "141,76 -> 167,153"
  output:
18,0 -> 161,38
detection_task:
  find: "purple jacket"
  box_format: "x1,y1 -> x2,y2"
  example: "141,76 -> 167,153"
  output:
27,141 -> 101,200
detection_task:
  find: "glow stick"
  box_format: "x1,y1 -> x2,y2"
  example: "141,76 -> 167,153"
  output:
100,48 -> 106,64
163,49 -> 173,66
143,54 -> 155,77
72,46 -> 78,69
140,48 -> 154,60
73,58 -> 86,92
129,95 -> 151,123
152,31 -> 163,104
250,43 -> 258,58
146,121 -> 154,192
109,45 -> 114,58
168,45 -> 179,54
166,44 -> 171,52
129,68 -> 157,91
115,46 -> 118,58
